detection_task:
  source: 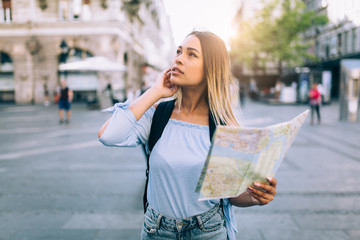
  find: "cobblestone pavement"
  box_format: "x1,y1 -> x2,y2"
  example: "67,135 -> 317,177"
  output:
0,100 -> 359,240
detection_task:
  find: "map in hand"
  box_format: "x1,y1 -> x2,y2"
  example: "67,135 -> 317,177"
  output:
195,110 -> 309,200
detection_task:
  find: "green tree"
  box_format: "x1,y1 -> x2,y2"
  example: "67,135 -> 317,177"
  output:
230,0 -> 328,76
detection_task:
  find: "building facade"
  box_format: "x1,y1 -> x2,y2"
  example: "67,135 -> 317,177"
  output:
232,0 -> 360,104
0,0 -> 174,106
304,0 -> 360,100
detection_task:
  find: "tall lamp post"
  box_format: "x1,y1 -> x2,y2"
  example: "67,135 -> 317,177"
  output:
59,39 -> 69,83
59,39 -> 69,63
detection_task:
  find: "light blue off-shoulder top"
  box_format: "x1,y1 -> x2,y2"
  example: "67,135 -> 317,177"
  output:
99,101 -> 238,240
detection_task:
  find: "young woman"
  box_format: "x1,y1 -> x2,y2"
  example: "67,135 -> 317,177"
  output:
308,82 -> 322,125
98,31 -> 277,240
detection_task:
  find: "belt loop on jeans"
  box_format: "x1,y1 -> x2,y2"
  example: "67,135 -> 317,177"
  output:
156,213 -> 163,230
196,215 -> 204,230
219,202 -> 224,218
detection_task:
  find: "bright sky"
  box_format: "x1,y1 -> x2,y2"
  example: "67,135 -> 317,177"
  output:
162,0 -> 241,47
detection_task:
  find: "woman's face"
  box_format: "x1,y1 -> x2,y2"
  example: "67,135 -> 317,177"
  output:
169,35 -> 205,89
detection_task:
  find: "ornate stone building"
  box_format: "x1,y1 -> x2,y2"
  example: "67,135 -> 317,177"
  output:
0,0 -> 174,105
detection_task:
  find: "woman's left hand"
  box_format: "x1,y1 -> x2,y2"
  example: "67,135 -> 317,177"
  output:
248,177 -> 277,206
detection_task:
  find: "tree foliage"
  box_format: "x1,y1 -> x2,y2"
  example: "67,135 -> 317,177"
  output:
230,0 -> 328,75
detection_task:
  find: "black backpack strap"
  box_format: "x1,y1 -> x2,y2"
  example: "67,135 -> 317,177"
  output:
148,99 -> 176,152
143,99 -> 176,213
209,111 -> 216,141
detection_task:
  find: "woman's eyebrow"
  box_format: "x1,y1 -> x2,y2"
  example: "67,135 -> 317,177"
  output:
177,46 -> 200,54
187,47 -> 200,54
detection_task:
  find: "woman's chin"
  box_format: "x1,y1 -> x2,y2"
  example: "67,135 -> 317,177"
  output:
169,77 -> 179,85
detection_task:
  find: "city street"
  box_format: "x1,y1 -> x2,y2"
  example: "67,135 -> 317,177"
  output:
0,100 -> 360,240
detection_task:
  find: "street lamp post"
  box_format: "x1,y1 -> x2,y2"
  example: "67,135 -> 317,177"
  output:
59,39 -> 69,63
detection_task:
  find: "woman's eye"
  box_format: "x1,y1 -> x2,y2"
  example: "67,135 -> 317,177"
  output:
189,52 -> 197,57
176,49 -> 181,55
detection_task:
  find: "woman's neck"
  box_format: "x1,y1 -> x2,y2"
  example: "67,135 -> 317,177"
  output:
179,89 -> 208,114
172,89 -> 209,125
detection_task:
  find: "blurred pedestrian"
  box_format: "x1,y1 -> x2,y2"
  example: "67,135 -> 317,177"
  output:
105,83 -> 117,105
98,31 -> 277,240
239,82 -> 246,107
249,78 -> 258,100
308,82 -> 321,125
43,83 -> 50,106
274,80 -> 282,99
58,80 -> 73,124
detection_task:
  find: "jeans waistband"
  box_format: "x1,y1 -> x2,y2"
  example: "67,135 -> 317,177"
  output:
145,204 -> 223,233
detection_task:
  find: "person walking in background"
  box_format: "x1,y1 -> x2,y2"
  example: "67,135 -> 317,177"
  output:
98,31 -> 277,240
105,83 -> 117,105
43,83 -> 50,106
239,82 -> 246,107
249,78 -> 258,100
58,80 -> 73,124
274,80 -> 282,100
308,82 -> 321,125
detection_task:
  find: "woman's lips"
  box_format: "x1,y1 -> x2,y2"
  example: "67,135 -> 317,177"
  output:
171,67 -> 184,74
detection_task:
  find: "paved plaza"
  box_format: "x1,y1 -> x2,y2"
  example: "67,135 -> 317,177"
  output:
0,100 -> 360,240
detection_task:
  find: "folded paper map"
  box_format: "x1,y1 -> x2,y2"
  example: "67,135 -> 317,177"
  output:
195,110 -> 309,200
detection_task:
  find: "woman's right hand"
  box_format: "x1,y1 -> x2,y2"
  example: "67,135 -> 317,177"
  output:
126,68 -> 178,121
153,68 -> 179,98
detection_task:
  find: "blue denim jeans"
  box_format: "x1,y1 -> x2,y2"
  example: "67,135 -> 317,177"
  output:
141,204 -> 227,240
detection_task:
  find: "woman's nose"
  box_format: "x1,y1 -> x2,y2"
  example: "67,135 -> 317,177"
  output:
175,55 -> 183,65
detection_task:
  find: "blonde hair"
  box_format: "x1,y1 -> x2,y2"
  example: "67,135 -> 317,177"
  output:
176,31 -> 242,126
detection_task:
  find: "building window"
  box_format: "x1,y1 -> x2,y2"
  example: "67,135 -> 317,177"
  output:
0,52 -> 13,72
73,0 -> 82,19
1,0 -> 12,23
59,0 -> 70,20
0,51 -> 15,103
344,31 -> 349,54
337,33 -> 342,55
330,35 -> 337,56
352,28 -> 357,52
325,37 -> 330,59
59,0 -> 91,21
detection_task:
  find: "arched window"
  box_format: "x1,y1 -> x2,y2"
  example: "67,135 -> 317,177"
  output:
0,51 -> 13,72
0,51 -> 14,102
0,52 -> 14,72
123,52 -> 128,65
1,0 -> 12,23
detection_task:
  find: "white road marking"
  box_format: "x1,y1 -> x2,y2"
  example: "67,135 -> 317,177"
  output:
0,140 -> 101,160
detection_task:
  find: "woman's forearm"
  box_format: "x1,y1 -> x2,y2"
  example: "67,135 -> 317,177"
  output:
97,86 -> 162,140
129,86 -> 162,120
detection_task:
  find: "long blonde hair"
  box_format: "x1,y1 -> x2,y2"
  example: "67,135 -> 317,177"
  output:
176,30 -> 242,126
